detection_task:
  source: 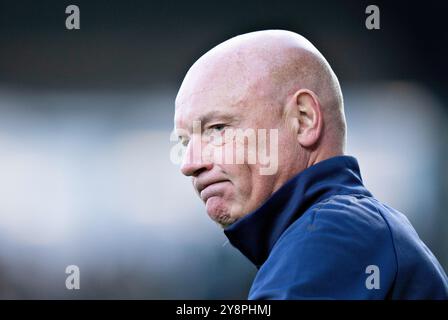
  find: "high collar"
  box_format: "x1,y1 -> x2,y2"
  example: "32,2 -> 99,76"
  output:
224,155 -> 372,268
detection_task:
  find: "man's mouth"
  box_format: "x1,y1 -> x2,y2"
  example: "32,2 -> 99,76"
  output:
197,180 -> 230,202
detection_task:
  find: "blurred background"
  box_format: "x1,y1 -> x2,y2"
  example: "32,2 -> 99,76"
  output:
0,0 -> 447,299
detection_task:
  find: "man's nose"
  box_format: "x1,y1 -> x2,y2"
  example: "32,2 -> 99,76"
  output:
180,138 -> 213,177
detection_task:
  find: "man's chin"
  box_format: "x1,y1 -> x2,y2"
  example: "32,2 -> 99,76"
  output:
205,196 -> 237,227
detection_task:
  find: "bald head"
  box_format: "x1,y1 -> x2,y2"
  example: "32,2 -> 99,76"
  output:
176,30 -> 346,152
175,30 -> 347,226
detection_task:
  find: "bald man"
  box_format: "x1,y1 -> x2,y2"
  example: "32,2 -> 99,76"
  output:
174,30 -> 448,299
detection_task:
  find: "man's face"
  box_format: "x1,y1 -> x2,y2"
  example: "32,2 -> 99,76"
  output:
174,63 -> 300,227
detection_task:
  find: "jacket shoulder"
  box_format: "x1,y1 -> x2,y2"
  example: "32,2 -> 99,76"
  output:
249,194 -> 397,299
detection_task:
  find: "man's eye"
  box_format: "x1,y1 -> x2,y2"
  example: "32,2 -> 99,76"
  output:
210,124 -> 226,131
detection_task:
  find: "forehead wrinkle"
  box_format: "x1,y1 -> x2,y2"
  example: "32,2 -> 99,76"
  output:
175,86 -> 210,110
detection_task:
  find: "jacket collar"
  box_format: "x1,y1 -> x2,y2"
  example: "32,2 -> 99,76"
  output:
223,155 -> 372,268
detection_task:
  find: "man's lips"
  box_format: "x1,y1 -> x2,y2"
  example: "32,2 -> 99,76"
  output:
194,179 -> 230,201
199,181 -> 230,202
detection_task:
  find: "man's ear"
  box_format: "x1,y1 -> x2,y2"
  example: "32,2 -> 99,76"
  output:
292,89 -> 323,147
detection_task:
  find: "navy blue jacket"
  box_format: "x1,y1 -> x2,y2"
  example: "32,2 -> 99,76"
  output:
224,156 -> 448,299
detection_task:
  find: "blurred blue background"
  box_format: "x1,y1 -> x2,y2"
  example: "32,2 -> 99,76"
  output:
0,0 -> 447,298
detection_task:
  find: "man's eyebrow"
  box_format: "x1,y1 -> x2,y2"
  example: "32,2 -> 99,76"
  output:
174,110 -> 237,137
198,111 -> 237,125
